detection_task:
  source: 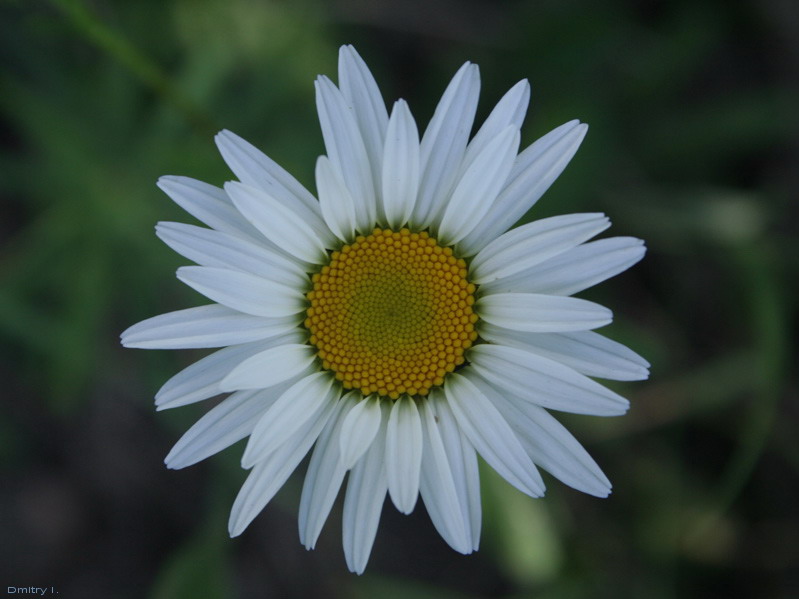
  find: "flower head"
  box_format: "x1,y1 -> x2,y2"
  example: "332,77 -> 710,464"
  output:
122,45 -> 649,574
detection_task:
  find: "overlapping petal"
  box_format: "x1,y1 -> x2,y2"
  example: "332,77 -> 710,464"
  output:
177,266 -> 306,318
219,343 -> 317,391
382,99 -> 420,229
456,120 -> 589,257
299,392 -> 360,549
342,402 -> 389,574
155,332 -> 304,410
412,62 -> 480,229
338,45 -> 389,209
444,373 -> 545,498
476,292 -> 612,333
478,324 -> 650,381
316,155 -> 358,242
469,213 -> 609,284
241,372 -> 337,468
437,126 -> 521,245
156,175 -> 263,243
225,181 -> 330,264
421,392 -> 481,552
121,304 -> 300,349
339,395 -> 383,469
229,394 -> 339,537
468,344 -> 630,415
460,79 -> 529,174
165,380 -> 300,470
215,129 -> 337,248
465,372 -> 612,497
385,397 -> 423,514
157,221 -> 310,287
480,237 -> 646,296
316,75 -> 377,232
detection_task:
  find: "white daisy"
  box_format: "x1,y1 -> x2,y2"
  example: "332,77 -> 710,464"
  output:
121,45 -> 649,574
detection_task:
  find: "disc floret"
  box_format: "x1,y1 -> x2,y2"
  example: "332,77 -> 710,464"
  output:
305,228 -> 478,398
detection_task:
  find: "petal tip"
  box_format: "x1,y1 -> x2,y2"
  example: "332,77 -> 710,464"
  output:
217,374 -> 240,393
228,522 -> 245,538
156,175 -> 173,188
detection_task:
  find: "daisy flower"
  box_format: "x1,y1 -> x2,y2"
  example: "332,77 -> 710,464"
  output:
121,45 -> 649,574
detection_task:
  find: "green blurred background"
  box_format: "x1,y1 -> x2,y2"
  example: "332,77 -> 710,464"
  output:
1,0 -> 797,597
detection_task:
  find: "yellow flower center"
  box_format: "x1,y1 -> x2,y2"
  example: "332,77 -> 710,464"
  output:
304,228 -> 478,399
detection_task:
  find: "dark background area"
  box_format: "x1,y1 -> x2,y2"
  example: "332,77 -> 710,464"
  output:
1,0 -> 797,597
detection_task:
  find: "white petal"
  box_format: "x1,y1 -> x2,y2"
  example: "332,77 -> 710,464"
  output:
164,383 -> 292,469
224,181 -> 328,264
342,402 -> 389,574
382,100 -> 420,229
338,45 -> 388,210
511,425 -> 611,498
444,373 -> 545,498
219,343 -> 317,392
385,397 -> 423,514
215,130 -> 322,215
241,372 -> 336,468
481,237 -> 646,296
476,292 -> 612,333
411,62 -> 480,229
467,373 -> 612,497
468,344 -> 630,416
228,394 -> 338,537
155,332 -> 304,410
460,79 -> 530,175
316,155 -> 357,242
478,325 -> 650,381
339,396 -> 382,469
315,75 -> 376,232
215,129 -> 337,248
456,120 -> 588,257
156,176 -> 263,243
120,304 -> 299,349
429,392 -> 482,551
469,213 -> 610,284
417,396 -> 472,553
156,222 -> 309,288
298,391 -> 359,549
437,126 -> 521,246
177,266 -> 306,318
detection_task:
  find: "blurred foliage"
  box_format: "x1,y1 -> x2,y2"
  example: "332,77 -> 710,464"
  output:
1,0 -> 797,597
149,496 -> 232,599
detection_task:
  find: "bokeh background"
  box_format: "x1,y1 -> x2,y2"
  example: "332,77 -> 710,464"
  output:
1,0 -> 797,597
